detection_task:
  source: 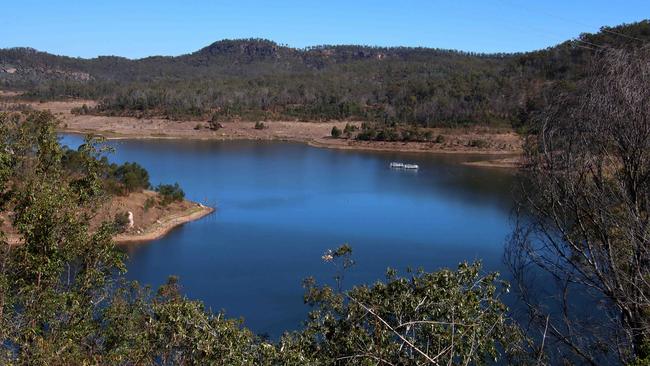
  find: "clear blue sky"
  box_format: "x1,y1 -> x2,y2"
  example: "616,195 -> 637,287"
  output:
2,0 -> 648,59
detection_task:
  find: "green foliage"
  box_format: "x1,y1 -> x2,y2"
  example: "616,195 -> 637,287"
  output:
156,182 -> 185,206
144,195 -> 157,212
0,111 -> 125,365
113,211 -> 131,233
343,123 -> 358,138
330,125 -> 342,138
283,260 -> 525,365
208,115 -> 223,130
71,103 -> 91,115
356,122 -> 433,142
468,139 -> 489,148
5,22 -> 649,128
254,121 -> 266,130
113,161 -> 150,194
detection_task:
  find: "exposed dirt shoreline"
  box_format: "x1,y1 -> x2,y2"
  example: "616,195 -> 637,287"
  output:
3,98 -> 524,166
114,204 -> 214,244
4,191 -> 215,246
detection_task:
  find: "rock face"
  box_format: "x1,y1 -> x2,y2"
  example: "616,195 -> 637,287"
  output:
127,211 -> 134,229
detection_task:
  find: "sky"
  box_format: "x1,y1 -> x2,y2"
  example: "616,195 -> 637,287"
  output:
2,0 -> 648,59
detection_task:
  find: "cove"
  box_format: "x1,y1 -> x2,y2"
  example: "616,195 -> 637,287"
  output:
60,135 -> 518,338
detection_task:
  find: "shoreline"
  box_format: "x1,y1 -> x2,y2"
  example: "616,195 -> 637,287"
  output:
61,126 -> 523,158
461,156 -> 523,169
5,202 -> 215,246
114,204 -> 215,244
2,98 -> 522,161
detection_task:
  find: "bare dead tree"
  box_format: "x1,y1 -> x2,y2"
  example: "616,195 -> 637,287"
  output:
507,46 -> 650,364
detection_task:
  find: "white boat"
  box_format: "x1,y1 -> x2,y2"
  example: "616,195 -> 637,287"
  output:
390,162 -> 419,170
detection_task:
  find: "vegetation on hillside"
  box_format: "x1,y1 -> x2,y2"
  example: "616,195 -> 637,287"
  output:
1,21 -> 648,129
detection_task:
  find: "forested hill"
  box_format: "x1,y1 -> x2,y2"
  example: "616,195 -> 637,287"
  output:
1,20 -> 649,127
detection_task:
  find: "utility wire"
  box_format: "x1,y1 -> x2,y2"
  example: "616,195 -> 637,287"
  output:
492,0 -> 608,52
497,0 -> 647,45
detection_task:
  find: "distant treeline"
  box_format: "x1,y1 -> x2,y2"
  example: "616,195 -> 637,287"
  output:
1,21 -> 649,128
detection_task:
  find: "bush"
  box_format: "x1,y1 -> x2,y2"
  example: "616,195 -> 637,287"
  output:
331,126 -> 342,138
254,121 -> 266,130
144,196 -> 156,212
343,123 -> 358,137
71,103 -> 91,115
435,134 -> 446,143
155,183 -> 185,206
468,139 -> 489,148
208,114 -> 224,131
113,162 -> 150,194
113,211 -> 131,233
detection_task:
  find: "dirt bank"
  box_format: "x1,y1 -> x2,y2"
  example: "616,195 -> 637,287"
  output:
3,190 -> 214,245
6,99 -> 524,158
95,190 -> 214,244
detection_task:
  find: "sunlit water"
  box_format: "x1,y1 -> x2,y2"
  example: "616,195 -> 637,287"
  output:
61,135 -> 518,337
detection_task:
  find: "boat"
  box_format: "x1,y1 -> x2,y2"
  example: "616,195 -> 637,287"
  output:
389,162 -> 419,170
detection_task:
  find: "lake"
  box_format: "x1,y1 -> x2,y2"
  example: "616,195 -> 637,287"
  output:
60,135 -> 518,337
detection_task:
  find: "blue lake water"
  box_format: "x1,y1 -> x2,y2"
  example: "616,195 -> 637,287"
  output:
60,135 -> 518,337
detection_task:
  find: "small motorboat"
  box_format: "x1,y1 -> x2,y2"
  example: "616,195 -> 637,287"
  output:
403,164 -> 419,170
389,162 -> 405,168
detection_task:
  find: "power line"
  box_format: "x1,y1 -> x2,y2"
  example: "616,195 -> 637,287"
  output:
598,27 -> 647,43
497,0 -> 647,45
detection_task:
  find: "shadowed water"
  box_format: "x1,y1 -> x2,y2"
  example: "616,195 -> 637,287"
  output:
61,135 -> 518,337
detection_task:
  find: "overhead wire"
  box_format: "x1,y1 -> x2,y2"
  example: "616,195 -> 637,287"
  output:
495,0 -> 646,50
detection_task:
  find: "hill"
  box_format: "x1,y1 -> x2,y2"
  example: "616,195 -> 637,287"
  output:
1,20 -> 649,127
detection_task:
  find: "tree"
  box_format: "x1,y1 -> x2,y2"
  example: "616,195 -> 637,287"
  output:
114,161 -> 150,194
507,46 -> 650,364
156,182 -> 185,206
0,111 -> 124,364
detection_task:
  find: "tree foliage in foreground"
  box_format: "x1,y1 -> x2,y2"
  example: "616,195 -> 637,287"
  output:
0,111 -> 524,364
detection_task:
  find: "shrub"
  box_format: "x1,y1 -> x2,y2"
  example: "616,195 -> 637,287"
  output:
435,134 -> 446,143
156,183 -> 185,206
71,103 -> 91,115
144,196 -> 156,212
113,211 -> 131,233
254,121 -> 266,130
343,123 -> 358,137
468,139 -> 489,148
208,114 -> 223,130
331,126 -> 342,138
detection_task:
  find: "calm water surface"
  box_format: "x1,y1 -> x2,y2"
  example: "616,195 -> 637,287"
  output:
61,135 -> 518,337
